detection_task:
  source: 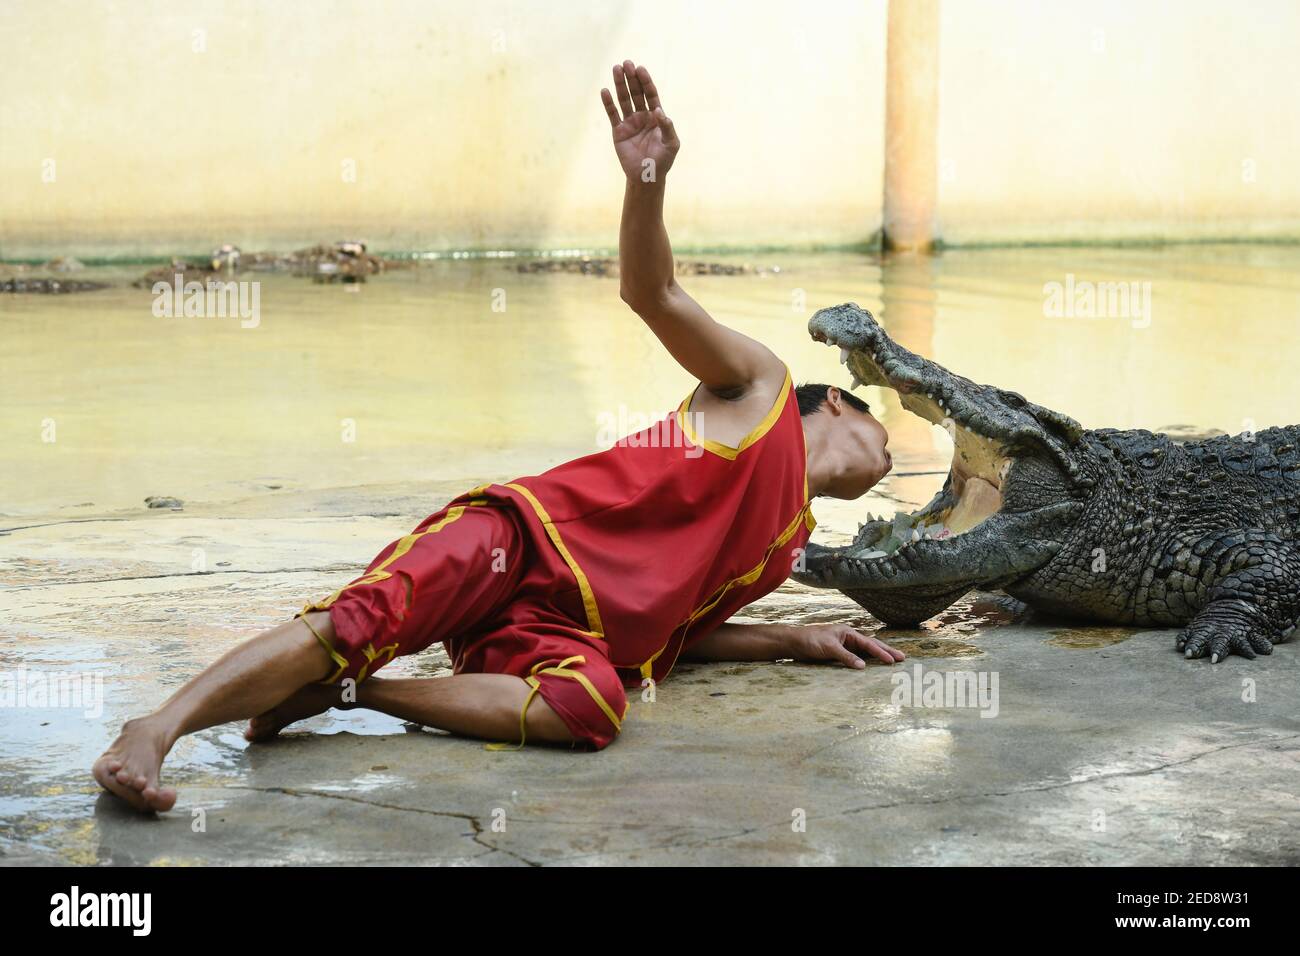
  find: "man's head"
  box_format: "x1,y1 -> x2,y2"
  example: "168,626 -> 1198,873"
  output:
796,383 -> 891,499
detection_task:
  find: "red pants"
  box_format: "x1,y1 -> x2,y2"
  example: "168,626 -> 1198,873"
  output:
301,501 -> 627,750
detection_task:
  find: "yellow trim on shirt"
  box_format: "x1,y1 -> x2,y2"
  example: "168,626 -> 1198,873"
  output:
639,495 -> 815,680
676,368 -> 793,460
505,482 -> 606,639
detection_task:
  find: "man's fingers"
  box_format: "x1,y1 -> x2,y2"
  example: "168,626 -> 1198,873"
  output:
638,65 -> 662,111
623,59 -> 648,112
599,89 -> 621,128
829,639 -> 867,669
868,637 -> 907,663
844,628 -> 906,663
612,64 -> 635,119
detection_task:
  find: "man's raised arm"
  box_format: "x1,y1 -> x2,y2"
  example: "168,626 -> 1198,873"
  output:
601,60 -> 783,396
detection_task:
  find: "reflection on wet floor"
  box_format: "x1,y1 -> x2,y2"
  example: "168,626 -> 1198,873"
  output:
1046,627 -> 1138,649
873,636 -> 982,659
742,586 -> 1030,661
869,593 -> 1025,659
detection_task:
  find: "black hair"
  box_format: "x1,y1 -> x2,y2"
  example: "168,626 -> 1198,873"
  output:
795,382 -> 870,417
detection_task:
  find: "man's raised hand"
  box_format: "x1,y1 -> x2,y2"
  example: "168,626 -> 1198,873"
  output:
600,60 -> 679,183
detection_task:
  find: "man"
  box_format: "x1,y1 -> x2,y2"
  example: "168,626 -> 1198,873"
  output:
93,61 -> 903,813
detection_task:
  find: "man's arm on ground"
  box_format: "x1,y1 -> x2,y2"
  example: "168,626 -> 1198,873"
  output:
679,621 -> 793,662
681,621 -> 906,668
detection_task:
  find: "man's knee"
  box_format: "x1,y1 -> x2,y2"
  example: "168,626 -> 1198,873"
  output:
533,657 -> 627,751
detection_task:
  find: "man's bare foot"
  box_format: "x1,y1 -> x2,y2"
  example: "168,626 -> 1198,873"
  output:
92,716 -> 177,813
245,682 -> 344,742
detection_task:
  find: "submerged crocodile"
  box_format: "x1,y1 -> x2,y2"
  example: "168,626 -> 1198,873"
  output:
796,303 -> 1299,664
134,241 -> 397,288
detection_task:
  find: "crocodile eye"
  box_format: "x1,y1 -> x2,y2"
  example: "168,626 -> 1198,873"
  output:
1137,451 -> 1162,469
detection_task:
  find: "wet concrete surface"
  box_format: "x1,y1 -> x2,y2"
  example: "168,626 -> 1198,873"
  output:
3,484 -> 1297,867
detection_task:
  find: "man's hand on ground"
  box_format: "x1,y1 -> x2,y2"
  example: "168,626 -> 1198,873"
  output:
601,59 -> 679,182
784,623 -> 907,669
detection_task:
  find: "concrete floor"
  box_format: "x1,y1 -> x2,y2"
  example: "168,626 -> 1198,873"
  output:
3,484 -> 1298,867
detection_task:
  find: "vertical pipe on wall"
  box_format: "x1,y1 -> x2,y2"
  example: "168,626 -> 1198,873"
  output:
883,0 -> 941,252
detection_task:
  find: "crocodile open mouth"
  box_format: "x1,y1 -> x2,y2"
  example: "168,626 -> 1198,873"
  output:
813,326 -> 1011,562
799,303 -> 1085,622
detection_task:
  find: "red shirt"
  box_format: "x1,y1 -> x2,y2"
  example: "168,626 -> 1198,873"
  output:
454,368 -> 815,686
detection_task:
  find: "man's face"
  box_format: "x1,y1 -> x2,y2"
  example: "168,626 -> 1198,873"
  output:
822,394 -> 892,499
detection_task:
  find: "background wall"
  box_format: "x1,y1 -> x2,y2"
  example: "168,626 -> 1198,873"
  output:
937,0 -> 1300,244
1,0 -> 1297,258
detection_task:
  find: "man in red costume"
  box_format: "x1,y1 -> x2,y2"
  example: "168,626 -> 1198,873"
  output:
94,61 -> 903,812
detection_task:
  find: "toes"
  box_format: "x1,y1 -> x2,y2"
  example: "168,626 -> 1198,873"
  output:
1227,632 -> 1257,661
1247,631 -> 1275,655
142,785 -> 178,813
94,760 -> 151,812
137,763 -> 177,813
1178,626 -> 1271,662
113,766 -> 153,792
1207,632 -> 1240,663
246,712 -> 281,742
1181,629 -> 1210,659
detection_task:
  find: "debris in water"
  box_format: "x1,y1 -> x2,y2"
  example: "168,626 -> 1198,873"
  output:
2,277 -> 110,294
512,257 -> 779,278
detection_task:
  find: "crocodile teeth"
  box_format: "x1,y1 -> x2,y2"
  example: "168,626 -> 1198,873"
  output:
839,347 -> 850,365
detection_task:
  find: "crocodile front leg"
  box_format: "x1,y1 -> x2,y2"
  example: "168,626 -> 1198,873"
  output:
1172,532 -> 1300,663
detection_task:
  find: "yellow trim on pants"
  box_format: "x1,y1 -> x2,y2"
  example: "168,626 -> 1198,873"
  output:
486,655 -> 623,751
301,612 -> 349,685
298,499 -> 485,683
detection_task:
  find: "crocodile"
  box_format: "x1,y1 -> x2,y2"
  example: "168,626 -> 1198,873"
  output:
795,302 -> 1300,664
